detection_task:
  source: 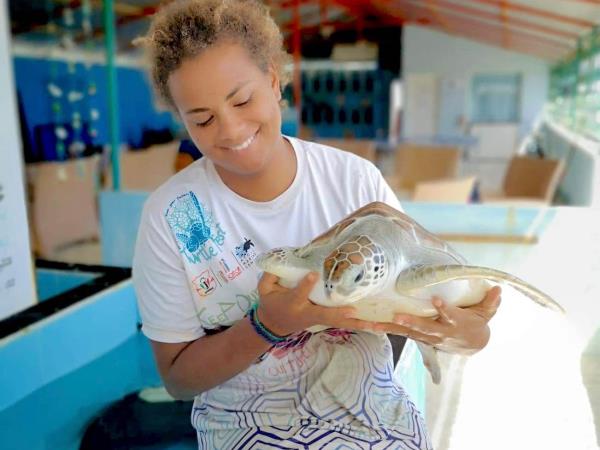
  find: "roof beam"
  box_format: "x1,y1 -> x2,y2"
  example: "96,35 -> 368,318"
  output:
557,0 -> 600,4
417,0 -> 580,41
427,22 -> 560,60
465,0 -> 595,28
398,1 -> 572,59
398,0 -> 575,52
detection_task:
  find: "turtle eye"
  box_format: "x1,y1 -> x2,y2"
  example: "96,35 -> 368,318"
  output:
354,269 -> 365,283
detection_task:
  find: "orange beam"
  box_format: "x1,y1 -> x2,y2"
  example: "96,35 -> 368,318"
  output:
280,17 -> 401,33
411,0 -> 580,41
399,1 -> 574,53
368,0 -> 411,21
277,0 -> 318,9
426,21 -> 564,60
466,0 -> 595,28
399,2 -> 571,59
425,0 -> 453,33
564,0 -> 600,4
292,0 -> 302,121
362,2 -> 563,59
325,0 -> 378,19
500,0 -> 509,48
320,0 -> 328,25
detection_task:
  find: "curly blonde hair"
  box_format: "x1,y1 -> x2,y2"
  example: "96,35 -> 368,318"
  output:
138,0 -> 291,110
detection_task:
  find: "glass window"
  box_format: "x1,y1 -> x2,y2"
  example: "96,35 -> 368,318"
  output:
472,74 -> 521,123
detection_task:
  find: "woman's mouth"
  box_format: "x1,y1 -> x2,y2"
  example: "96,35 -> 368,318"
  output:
225,131 -> 258,152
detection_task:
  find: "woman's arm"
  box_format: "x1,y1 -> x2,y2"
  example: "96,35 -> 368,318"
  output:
151,316 -> 271,400
151,272 -> 376,399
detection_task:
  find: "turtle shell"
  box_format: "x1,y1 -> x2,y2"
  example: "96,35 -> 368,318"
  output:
298,201 -> 465,266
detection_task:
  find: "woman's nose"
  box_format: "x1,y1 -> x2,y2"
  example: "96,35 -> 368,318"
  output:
217,113 -> 244,142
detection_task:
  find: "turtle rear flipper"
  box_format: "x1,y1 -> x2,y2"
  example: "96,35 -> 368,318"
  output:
416,342 -> 441,384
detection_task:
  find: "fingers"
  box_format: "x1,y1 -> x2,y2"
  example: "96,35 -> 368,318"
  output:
257,272 -> 281,296
373,321 -> 443,345
394,314 -> 447,338
432,297 -> 456,325
307,303 -> 376,332
472,286 -> 502,321
339,318 -> 378,332
293,272 -> 319,298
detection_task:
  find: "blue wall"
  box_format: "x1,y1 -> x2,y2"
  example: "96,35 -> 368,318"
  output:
36,268 -> 101,302
0,278 -> 161,450
13,57 -> 178,157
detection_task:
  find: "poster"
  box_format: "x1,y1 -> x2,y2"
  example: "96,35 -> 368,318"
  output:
0,1 -> 37,320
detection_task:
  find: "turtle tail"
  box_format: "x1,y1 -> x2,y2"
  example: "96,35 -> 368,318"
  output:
395,264 -> 565,313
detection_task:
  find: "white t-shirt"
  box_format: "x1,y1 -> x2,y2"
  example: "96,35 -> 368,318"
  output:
132,137 -> 431,449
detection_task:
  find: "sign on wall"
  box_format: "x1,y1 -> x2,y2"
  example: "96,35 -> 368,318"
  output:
0,1 -> 37,320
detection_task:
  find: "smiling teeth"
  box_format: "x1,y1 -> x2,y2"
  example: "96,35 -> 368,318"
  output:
229,133 -> 256,151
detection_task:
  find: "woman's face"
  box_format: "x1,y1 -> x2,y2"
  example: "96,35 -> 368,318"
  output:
168,41 -> 283,178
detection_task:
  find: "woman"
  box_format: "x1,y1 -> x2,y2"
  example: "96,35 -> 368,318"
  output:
132,1 -> 501,448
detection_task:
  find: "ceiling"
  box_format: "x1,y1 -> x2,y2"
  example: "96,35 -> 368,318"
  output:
8,0 -> 600,62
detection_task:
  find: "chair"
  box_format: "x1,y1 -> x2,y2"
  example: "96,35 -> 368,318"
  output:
317,138 -> 377,163
26,155 -> 100,258
482,156 -> 565,204
386,144 -> 462,193
104,141 -> 178,191
412,176 -> 477,203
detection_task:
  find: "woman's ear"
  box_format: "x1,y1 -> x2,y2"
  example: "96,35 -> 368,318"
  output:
269,65 -> 282,101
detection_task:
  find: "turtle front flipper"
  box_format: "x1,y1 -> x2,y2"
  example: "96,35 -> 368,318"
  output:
256,247 -> 315,289
395,264 -> 564,313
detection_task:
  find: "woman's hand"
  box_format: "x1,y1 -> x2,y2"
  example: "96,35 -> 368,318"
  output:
372,286 -> 502,355
257,272 -> 376,336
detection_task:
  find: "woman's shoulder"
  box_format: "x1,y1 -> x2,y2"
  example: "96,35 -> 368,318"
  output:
290,136 -> 378,173
143,158 -> 211,217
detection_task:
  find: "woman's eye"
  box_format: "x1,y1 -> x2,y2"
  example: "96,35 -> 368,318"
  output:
196,117 -> 213,127
234,96 -> 251,107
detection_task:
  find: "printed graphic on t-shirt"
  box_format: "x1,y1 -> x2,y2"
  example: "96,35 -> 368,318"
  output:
191,269 -> 220,297
233,237 -> 257,269
165,191 -> 226,264
196,301 -> 244,327
216,254 -> 243,283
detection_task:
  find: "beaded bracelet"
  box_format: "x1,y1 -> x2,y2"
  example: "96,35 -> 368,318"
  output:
248,303 -> 289,345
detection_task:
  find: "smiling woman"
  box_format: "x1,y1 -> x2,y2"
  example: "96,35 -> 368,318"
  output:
138,0 -> 294,201
167,42 -> 296,199
131,1 -> 499,449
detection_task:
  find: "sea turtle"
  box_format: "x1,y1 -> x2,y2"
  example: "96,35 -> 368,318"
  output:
256,201 -> 564,384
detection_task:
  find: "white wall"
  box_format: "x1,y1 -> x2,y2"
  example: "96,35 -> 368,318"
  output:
402,25 -> 549,139
0,0 -> 37,318
539,120 -> 600,207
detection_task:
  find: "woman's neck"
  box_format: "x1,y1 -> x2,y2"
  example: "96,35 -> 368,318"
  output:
215,136 -> 297,202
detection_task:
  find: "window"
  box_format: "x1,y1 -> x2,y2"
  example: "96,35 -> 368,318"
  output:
472,74 -> 521,123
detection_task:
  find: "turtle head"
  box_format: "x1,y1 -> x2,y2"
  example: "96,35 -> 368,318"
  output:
323,235 -> 387,304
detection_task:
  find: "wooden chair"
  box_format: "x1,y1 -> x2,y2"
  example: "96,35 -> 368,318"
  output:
104,141 -> 178,191
412,176 -> 477,203
26,155 -> 100,258
482,156 -> 565,204
386,144 -> 462,194
317,138 -> 377,163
